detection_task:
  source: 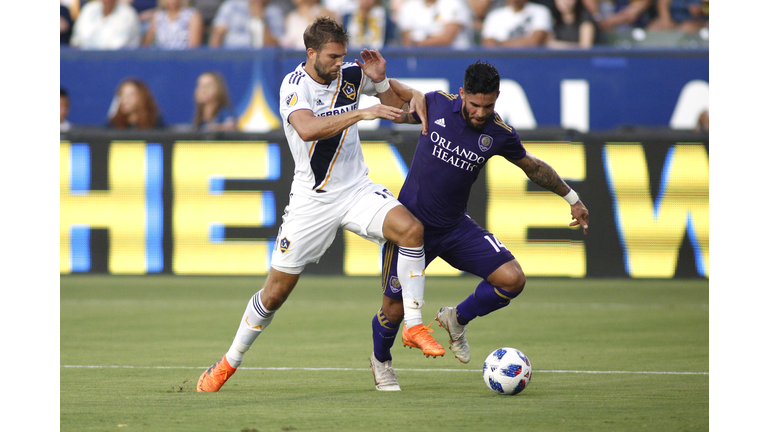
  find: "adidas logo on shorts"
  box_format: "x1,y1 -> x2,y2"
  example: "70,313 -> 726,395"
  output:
435,118 -> 446,127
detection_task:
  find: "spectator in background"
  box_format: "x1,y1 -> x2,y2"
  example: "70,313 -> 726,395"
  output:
647,0 -> 708,34
585,0 -> 653,32
61,88 -> 72,132
547,0 -> 596,48
61,5 -> 74,45
143,0 -> 204,48
108,78 -> 165,129
342,0 -> 397,49
192,0 -> 226,29
210,0 -> 283,48
396,0 -> 474,49
192,71 -> 238,131
482,0 -> 552,47
71,0 -> 141,49
61,0 -> 81,20
323,0 -> 356,17
281,0 -> 337,49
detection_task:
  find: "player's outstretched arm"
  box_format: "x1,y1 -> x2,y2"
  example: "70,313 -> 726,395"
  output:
510,152 -> 589,234
388,79 -> 428,135
289,105 -> 403,142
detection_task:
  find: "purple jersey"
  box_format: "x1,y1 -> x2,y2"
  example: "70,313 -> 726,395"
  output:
399,91 -> 527,230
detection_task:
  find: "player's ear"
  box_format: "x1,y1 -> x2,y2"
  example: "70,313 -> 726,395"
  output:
459,87 -> 464,98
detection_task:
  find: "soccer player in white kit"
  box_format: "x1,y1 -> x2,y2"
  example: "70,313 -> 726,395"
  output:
198,17 -> 444,392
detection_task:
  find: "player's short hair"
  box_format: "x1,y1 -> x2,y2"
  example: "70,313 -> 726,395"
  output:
304,17 -> 348,52
463,61 -> 500,95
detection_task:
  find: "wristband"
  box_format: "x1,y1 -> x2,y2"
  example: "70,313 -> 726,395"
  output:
563,189 -> 579,205
373,77 -> 390,93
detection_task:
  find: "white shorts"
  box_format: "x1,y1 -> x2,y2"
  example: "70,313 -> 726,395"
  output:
270,182 -> 401,274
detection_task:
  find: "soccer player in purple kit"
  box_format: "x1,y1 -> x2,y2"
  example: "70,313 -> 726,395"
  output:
367,60 -> 590,391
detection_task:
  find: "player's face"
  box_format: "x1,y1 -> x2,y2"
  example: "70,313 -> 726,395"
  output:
311,42 -> 347,84
460,88 -> 499,132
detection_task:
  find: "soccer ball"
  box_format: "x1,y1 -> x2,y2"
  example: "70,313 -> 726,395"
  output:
482,347 -> 532,395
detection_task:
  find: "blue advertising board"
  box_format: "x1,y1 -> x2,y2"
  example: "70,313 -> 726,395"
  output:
61,47 -> 708,131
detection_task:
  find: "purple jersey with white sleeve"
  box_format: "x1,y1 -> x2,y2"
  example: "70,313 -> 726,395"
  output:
398,91 -> 527,230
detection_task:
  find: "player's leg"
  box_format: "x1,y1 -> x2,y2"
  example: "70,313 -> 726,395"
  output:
343,184 -> 443,358
198,194 -> 340,392
370,266 -> 404,391
197,269 -> 301,392
454,259 -> 525,325
380,206 -> 445,357
381,205 -> 427,328
224,269 -> 301,367
435,221 -> 522,363
373,242 -> 406,366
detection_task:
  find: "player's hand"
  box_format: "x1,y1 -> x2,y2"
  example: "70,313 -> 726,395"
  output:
360,104 -> 403,121
355,49 -> 387,83
410,91 -> 428,135
569,201 -> 589,234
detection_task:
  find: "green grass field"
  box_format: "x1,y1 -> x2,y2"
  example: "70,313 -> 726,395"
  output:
61,275 -> 708,431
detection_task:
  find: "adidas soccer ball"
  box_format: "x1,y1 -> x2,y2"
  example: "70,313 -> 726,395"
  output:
482,347 -> 532,395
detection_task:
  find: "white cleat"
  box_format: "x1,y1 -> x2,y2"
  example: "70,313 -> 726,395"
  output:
369,352 -> 401,391
436,307 -> 470,363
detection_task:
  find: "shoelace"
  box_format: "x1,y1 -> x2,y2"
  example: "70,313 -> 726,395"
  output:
383,365 -> 399,380
413,322 -> 441,347
211,362 -> 233,382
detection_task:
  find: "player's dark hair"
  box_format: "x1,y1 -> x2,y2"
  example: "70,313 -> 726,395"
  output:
304,17 -> 348,52
463,61 -> 500,95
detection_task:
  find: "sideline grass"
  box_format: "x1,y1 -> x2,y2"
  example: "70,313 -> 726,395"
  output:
61,275 -> 708,431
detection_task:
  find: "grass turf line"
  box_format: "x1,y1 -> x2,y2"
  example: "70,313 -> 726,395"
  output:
61,275 -> 708,431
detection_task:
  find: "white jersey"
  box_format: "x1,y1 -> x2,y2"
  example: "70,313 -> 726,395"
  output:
482,3 -> 553,43
279,62 -> 378,203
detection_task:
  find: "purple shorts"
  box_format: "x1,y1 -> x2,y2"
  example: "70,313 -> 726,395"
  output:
381,215 -> 515,300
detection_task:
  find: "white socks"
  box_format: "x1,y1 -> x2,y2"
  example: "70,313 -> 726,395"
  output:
225,290 -> 275,368
398,245 -> 426,328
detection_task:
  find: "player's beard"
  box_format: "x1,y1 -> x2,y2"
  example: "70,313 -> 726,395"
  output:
462,104 -> 491,132
314,61 -> 339,84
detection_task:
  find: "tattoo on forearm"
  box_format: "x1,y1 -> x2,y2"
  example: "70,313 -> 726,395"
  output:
528,159 -> 569,193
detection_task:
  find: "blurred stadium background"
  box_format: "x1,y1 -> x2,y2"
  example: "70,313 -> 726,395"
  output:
60,47 -> 708,279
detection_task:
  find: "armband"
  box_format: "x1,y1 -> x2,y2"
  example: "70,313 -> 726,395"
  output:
373,77 -> 390,94
563,189 -> 579,205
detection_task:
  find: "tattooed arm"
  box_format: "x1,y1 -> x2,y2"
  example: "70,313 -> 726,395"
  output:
387,79 -> 428,135
509,152 -> 590,234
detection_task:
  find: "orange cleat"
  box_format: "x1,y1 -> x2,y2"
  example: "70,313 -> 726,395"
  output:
197,355 -> 237,392
402,322 -> 445,358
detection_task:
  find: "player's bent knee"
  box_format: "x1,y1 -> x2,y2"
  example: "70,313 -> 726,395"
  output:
489,262 -> 526,296
401,218 -> 423,247
383,206 -> 423,247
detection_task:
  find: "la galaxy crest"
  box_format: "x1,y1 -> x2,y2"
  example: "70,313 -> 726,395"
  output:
478,134 -> 493,152
279,237 -> 291,254
342,82 -> 356,100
